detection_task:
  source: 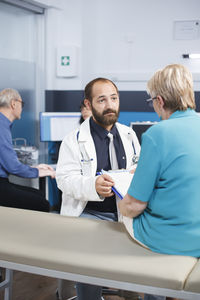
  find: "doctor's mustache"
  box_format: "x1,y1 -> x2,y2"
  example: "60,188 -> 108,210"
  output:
103,109 -> 117,115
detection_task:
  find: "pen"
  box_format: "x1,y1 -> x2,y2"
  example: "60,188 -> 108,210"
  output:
96,170 -> 123,199
112,186 -> 123,200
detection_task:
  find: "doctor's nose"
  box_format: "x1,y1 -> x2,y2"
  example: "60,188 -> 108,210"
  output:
105,98 -> 114,109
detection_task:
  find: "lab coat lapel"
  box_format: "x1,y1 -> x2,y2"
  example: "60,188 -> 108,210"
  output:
116,123 -> 134,168
78,118 -> 97,175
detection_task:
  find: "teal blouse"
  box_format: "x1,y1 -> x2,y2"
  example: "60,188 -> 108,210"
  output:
128,109 -> 200,257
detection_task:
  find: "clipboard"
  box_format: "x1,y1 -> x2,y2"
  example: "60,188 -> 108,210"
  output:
97,169 -> 134,199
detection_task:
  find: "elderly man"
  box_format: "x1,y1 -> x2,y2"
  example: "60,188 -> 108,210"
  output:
0,88 -> 55,212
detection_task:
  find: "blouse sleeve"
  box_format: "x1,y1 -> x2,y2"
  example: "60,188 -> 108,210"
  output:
128,132 -> 161,202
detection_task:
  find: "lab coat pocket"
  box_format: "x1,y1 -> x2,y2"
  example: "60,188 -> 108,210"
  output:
81,159 -> 93,176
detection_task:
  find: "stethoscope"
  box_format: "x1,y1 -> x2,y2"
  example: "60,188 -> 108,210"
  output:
132,141 -> 139,165
132,154 -> 139,165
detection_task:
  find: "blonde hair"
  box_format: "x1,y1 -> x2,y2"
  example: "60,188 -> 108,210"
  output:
0,88 -> 21,108
147,64 -> 195,112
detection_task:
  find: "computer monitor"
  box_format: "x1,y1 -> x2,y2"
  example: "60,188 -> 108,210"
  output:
40,112 -> 81,142
130,121 -> 157,144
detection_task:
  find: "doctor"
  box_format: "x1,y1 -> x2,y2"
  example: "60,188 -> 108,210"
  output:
56,77 -> 140,300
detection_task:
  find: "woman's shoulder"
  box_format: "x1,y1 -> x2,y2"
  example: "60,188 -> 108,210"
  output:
143,120 -> 171,142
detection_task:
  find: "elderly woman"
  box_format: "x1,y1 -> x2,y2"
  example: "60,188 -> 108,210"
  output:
119,63 -> 200,300
119,64 -> 200,257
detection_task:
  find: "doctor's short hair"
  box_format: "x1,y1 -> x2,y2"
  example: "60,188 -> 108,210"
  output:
84,78 -> 119,103
0,88 -> 21,108
147,64 -> 196,112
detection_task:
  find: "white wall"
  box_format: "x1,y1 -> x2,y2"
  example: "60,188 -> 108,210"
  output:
45,0 -> 200,91
45,0 -> 83,90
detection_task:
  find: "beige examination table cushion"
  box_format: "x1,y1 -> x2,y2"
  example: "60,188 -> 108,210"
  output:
0,207 -> 199,299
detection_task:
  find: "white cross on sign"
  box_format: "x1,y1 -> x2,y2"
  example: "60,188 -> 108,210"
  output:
61,56 -> 70,66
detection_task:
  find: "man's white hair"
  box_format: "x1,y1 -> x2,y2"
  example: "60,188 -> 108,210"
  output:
0,88 -> 21,108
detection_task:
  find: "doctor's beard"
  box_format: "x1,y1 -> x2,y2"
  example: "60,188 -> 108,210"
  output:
91,106 -> 119,127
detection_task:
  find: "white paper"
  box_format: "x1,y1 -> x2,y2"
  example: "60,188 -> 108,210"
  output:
101,169 -> 134,198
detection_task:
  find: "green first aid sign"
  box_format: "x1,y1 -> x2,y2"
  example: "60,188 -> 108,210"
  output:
61,56 -> 70,66
57,46 -> 78,77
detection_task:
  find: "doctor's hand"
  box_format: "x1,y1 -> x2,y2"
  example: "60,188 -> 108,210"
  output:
95,174 -> 115,198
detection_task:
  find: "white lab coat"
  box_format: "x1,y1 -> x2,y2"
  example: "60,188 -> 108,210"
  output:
56,117 -> 140,217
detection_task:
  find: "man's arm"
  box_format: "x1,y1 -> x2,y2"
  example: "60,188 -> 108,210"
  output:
118,193 -> 147,218
0,132 -> 38,178
56,131 -> 104,202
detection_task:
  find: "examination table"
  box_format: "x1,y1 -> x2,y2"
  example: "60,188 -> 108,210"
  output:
0,206 -> 200,300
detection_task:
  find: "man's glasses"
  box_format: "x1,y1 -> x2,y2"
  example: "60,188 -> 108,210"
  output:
14,99 -> 25,108
146,96 -> 157,108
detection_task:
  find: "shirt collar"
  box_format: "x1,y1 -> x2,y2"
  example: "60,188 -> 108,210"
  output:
0,112 -> 12,128
169,108 -> 196,120
90,117 -> 117,139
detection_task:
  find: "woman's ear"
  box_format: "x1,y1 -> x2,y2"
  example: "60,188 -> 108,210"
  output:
156,95 -> 165,108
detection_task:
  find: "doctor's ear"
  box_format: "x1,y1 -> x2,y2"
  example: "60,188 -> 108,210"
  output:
84,99 -> 91,110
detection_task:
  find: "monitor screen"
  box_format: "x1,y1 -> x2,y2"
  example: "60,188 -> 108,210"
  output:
130,121 -> 157,144
40,112 -> 81,142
